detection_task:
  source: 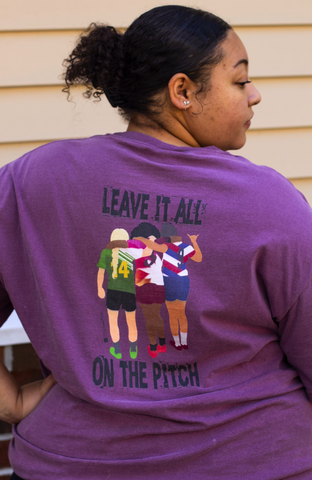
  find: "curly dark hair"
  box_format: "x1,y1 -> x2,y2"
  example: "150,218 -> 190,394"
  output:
63,5 -> 231,121
130,222 -> 160,240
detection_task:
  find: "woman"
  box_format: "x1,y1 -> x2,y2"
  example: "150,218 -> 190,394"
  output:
0,5 -> 312,480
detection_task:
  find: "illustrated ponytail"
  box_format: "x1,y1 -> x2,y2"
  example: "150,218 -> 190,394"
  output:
63,23 -> 123,107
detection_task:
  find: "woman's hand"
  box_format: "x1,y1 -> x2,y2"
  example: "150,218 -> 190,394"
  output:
0,359 -> 56,424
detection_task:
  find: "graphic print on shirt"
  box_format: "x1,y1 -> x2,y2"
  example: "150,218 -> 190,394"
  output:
97,222 -> 203,362
102,186 -> 207,225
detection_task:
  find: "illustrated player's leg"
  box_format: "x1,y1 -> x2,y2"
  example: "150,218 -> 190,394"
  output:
122,292 -> 138,358
153,303 -> 165,340
167,300 -> 188,350
106,290 -> 123,358
107,309 -> 120,343
151,303 -> 166,353
125,310 -> 137,343
140,303 -> 157,346
166,300 -> 180,342
107,309 -> 122,359
140,303 -> 166,358
125,310 -> 138,359
167,299 -> 188,334
165,276 -> 190,351
175,300 -> 188,347
164,277 -> 181,346
107,309 -> 121,359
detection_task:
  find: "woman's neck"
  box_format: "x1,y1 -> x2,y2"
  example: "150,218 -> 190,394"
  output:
127,115 -> 200,148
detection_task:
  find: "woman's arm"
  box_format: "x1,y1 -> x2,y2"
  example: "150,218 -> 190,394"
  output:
133,237 -> 168,253
0,359 -> 56,424
97,268 -> 106,298
105,240 -> 128,249
0,285 -> 56,423
277,275 -> 312,401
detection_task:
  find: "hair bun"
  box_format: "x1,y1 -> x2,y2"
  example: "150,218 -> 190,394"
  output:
64,6 -> 231,119
63,23 -> 124,107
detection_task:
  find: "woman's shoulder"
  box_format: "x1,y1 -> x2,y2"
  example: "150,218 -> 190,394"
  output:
212,150 -> 312,248
1,135 -> 118,188
225,150 -> 308,207
7,136 -> 111,167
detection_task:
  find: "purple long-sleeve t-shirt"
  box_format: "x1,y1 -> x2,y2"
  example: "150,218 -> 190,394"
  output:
1,132 -> 312,479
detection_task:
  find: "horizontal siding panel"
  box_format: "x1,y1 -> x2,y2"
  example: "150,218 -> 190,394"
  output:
1,0 -> 312,31
235,26 -> 312,78
290,178 -> 312,206
0,86 -> 126,144
233,128 -> 312,179
251,77 -> 312,130
0,31 -> 81,87
1,79 -> 312,144
1,27 -> 312,87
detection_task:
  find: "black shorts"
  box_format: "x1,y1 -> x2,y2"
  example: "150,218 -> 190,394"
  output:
11,474 -> 25,480
106,289 -> 136,312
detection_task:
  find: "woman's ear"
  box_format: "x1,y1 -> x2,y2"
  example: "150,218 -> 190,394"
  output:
167,73 -> 196,111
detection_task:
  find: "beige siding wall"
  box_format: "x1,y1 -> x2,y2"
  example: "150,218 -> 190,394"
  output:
1,1 -> 312,202
2,0 -> 312,29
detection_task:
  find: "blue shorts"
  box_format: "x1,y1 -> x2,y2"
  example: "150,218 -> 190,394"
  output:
164,276 -> 190,302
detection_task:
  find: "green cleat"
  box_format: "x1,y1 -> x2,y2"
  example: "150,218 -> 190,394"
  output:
110,347 -> 122,359
129,346 -> 138,359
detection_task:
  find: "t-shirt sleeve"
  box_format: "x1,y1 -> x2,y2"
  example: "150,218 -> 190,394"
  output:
165,243 -> 195,262
123,240 -> 145,260
0,282 -> 13,327
183,244 -> 195,260
123,248 -> 143,260
97,249 -> 109,269
127,239 -> 146,249
278,275 -> 312,401
0,166 -> 15,326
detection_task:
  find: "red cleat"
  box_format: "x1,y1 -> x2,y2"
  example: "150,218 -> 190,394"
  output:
157,344 -> 167,353
148,345 -> 158,358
